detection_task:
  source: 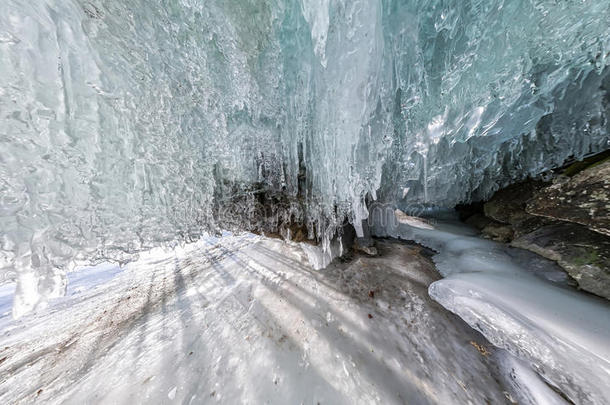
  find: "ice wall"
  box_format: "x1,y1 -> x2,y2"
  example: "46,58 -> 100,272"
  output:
1,0 -> 610,313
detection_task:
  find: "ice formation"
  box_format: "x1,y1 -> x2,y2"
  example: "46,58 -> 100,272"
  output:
370,210 -> 610,404
1,0 -> 610,311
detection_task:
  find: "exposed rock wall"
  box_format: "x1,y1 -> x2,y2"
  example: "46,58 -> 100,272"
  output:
527,159 -> 610,237
459,154 -> 610,300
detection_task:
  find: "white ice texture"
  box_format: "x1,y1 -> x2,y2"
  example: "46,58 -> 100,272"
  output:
1,0 -> 610,309
371,211 -> 610,404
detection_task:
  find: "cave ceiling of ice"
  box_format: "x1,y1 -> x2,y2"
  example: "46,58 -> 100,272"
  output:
1,0 -> 610,288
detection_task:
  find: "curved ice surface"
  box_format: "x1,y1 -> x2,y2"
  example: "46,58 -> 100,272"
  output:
1,0 -> 610,311
430,272 -> 610,404
371,212 -> 610,404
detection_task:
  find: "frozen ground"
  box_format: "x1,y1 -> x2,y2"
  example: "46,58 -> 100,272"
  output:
0,233 -> 525,404
372,211 -> 610,404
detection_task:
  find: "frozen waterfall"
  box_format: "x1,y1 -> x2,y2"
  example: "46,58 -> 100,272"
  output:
1,1 -> 610,314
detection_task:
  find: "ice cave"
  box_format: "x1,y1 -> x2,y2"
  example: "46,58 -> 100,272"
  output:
1,0 -> 610,404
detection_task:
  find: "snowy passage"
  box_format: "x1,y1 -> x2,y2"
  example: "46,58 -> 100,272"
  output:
0,232 -> 572,404
1,1 -> 610,403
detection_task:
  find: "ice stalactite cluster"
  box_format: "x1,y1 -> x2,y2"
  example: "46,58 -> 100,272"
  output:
1,0 -> 610,314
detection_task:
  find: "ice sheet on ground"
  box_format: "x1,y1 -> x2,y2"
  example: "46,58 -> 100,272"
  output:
371,210 -> 610,404
493,351 -> 569,405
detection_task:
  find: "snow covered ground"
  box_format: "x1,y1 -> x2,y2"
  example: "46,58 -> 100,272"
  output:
0,233 -> 525,404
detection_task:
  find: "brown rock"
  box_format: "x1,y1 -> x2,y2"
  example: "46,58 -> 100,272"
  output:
483,180 -> 546,224
287,223 -> 309,243
464,213 -> 492,230
481,222 -> 514,243
527,159 -> 610,236
511,222 -> 610,300
353,242 -> 378,256
511,215 -> 556,238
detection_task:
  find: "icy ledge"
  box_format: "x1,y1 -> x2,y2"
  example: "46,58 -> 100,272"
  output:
371,209 -> 610,404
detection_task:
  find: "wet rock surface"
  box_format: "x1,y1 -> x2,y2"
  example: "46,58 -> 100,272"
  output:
511,223 -> 610,300
459,152 -> 610,300
483,181 -> 546,225
527,159 -> 610,237
481,222 -> 514,243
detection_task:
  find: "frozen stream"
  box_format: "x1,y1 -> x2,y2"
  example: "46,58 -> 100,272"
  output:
0,233 -> 528,404
372,211 -> 610,404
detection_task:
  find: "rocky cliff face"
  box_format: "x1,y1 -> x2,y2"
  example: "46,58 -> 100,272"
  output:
460,154 -> 610,300
527,158 -> 610,237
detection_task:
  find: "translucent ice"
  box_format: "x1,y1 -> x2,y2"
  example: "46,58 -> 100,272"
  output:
371,211 -> 610,404
1,0 -> 610,310
430,271 -> 610,404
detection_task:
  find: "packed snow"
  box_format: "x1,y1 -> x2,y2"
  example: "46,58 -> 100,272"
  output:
0,233 -> 527,404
